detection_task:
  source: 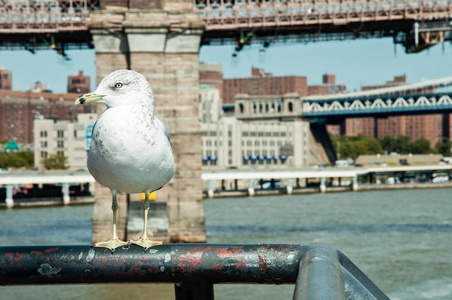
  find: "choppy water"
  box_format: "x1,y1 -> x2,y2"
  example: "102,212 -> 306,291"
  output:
1,188 -> 451,299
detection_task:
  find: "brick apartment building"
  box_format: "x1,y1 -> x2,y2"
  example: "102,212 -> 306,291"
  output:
0,68 -> 12,90
199,63 -> 224,101
0,68 -> 96,149
200,64 -> 346,104
68,70 -> 91,94
0,90 -> 97,148
339,75 -> 446,147
308,74 -> 346,96
221,67 -> 309,104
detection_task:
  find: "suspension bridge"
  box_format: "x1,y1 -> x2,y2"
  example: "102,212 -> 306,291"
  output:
302,76 -> 452,122
0,0 -> 451,53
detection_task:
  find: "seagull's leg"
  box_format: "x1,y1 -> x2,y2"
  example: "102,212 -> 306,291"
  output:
95,189 -> 128,251
131,190 -> 163,250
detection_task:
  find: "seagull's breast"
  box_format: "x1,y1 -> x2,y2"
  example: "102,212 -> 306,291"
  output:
87,106 -> 175,193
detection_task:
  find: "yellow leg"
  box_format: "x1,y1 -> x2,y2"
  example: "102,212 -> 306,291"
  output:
95,190 -> 128,251
131,191 -> 163,250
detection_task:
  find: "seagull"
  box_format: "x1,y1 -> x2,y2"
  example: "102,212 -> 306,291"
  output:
75,69 -> 175,251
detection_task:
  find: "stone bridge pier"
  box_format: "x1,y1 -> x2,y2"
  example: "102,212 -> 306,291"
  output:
90,2 -> 206,244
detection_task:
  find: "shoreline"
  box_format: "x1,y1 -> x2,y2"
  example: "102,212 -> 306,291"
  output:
2,182 -> 452,208
203,181 -> 452,198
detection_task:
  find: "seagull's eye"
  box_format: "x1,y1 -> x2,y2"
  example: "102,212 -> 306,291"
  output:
114,82 -> 123,88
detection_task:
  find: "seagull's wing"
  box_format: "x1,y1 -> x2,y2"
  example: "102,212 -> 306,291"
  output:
154,115 -> 171,143
87,120 -> 99,153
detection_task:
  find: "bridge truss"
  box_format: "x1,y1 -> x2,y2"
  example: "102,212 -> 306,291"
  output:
0,0 -> 450,53
303,93 -> 452,123
195,0 -> 452,52
0,0 -> 98,53
302,76 -> 452,123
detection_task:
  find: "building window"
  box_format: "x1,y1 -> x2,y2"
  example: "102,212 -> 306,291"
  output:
57,130 -> 64,138
74,130 -> 77,138
57,141 -> 64,148
40,131 -> 47,137
57,151 -> 64,156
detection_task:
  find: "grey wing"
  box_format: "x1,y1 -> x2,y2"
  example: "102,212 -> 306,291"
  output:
87,120 -> 98,153
155,116 -> 171,143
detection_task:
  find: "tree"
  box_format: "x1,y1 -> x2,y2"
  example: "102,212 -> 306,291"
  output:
436,140 -> 452,156
43,154 -> 69,170
0,152 -> 34,169
380,136 -> 396,153
336,135 -> 383,160
394,136 -> 410,153
408,138 -> 431,154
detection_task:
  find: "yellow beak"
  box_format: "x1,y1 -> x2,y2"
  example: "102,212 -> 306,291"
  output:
75,92 -> 105,105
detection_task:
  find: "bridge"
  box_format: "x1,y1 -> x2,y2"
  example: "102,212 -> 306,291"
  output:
0,0 -> 451,53
302,76 -> 452,123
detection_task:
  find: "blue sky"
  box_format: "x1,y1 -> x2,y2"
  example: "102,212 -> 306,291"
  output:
0,37 -> 451,93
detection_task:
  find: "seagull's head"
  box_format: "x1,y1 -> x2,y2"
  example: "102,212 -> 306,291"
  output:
75,69 -> 154,109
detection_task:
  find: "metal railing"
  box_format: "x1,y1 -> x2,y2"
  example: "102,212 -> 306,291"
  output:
0,0 -> 97,33
194,0 -> 452,30
0,243 -> 389,299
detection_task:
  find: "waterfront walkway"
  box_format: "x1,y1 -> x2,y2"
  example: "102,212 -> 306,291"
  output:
1,165 -> 452,207
202,165 -> 452,197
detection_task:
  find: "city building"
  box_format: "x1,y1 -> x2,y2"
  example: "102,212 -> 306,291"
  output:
199,63 -> 224,101
200,85 -> 326,169
208,64 -> 347,105
0,67 -> 12,90
0,90 -> 97,148
361,75 -> 407,91
33,113 -> 96,171
334,75 -> 446,147
0,69 -> 96,149
308,74 -> 346,96
29,81 -> 51,93
68,70 -> 91,94
222,67 -> 309,104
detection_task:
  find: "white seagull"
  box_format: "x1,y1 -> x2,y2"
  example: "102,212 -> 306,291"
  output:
75,69 -> 175,251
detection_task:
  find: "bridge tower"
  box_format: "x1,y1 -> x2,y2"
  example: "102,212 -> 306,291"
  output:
90,1 -> 206,243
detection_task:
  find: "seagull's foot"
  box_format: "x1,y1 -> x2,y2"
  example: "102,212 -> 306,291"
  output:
95,238 -> 129,251
131,237 -> 163,250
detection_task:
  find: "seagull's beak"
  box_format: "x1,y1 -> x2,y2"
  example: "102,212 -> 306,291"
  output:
75,92 -> 105,105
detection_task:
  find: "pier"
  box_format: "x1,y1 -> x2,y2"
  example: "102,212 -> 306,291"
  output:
2,164 -> 452,208
202,165 -> 452,198
0,172 -> 94,208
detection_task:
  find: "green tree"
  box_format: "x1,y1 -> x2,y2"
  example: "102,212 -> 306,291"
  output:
435,140 -> 452,156
43,154 -> 69,170
380,136 -> 396,153
408,138 -> 431,154
394,136 -> 410,153
0,152 -> 34,169
337,135 -> 383,160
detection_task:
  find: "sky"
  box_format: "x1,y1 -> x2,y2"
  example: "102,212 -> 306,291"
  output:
0,37 -> 451,93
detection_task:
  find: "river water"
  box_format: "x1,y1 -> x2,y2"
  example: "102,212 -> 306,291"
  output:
1,188 -> 451,299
